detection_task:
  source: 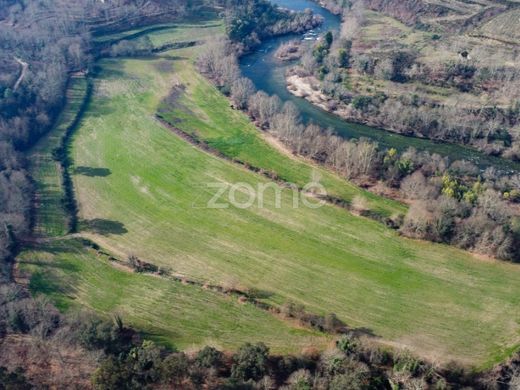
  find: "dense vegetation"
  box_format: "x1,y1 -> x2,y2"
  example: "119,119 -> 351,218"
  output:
288,0 -> 520,160
224,0 -> 322,49
89,335 -> 520,389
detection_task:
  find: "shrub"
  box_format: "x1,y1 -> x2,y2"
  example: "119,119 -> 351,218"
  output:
336,335 -> 358,356
195,346 -> 224,369
0,367 -> 32,389
160,353 -> 189,385
287,369 -> 313,390
231,343 -> 270,382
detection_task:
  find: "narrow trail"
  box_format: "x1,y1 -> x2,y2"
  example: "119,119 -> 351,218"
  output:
13,57 -> 28,91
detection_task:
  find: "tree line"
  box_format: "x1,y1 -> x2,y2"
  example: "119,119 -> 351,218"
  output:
91,331 -> 520,389
198,36 -> 520,262
0,0 -> 211,275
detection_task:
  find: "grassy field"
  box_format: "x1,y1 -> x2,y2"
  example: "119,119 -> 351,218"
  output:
17,239 -> 326,353
478,8 -> 520,43
22,24 -> 329,356
29,75 -> 88,237
56,25 -> 520,367
146,20 -> 224,47
92,18 -> 222,45
157,59 -> 405,218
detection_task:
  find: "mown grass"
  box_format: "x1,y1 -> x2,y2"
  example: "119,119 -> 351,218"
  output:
29,75 -> 88,237
65,31 -> 520,367
147,21 -> 224,47
18,239 -> 326,353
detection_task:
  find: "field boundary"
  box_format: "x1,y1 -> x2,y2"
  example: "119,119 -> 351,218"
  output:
78,237 -> 376,338
156,115 -> 399,225
52,77 -> 93,234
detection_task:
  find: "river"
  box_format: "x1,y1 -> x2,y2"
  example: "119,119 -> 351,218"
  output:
239,0 -> 520,172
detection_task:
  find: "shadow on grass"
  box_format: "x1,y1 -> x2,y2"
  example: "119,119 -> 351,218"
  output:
159,54 -> 189,61
21,259 -> 80,273
27,268 -> 78,311
350,327 -> 380,339
81,218 -> 128,235
140,330 -> 181,349
74,166 -> 112,177
247,288 -> 275,300
29,271 -> 68,295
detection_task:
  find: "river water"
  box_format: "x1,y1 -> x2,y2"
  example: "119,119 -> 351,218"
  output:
239,0 -> 520,172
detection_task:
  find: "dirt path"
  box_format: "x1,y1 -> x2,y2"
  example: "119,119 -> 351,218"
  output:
13,57 -> 28,91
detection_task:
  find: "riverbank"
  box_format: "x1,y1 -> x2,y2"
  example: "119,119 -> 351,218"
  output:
282,0 -> 520,163
285,72 -> 433,141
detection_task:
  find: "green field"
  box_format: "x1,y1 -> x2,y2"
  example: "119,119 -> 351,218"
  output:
21,24 -> 329,356
63,30 -> 520,366
29,75 -> 88,237
22,23 -> 520,368
92,18 -> 223,45
18,239 -> 325,353
158,59 -> 405,218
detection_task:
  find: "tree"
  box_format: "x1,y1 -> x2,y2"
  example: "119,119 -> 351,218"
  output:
400,171 -> 428,199
160,353 -> 189,385
374,58 -> 395,81
195,346 -> 224,369
247,92 -> 281,127
287,369 -> 313,390
231,343 -> 270,382
337,48 -> 349,68
0,367 -> 31,389
91,357 -> 132,389
231,77 -> 256,109
324,31 -> 333,48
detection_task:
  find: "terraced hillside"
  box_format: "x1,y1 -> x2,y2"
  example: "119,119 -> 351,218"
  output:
17,23 -> 519,367
362,0 -> 511,30
290,0 -> 520,159
478,7 -> 520,44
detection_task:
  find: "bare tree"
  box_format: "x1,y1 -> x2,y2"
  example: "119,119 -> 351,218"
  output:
230,77 -> 256,109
